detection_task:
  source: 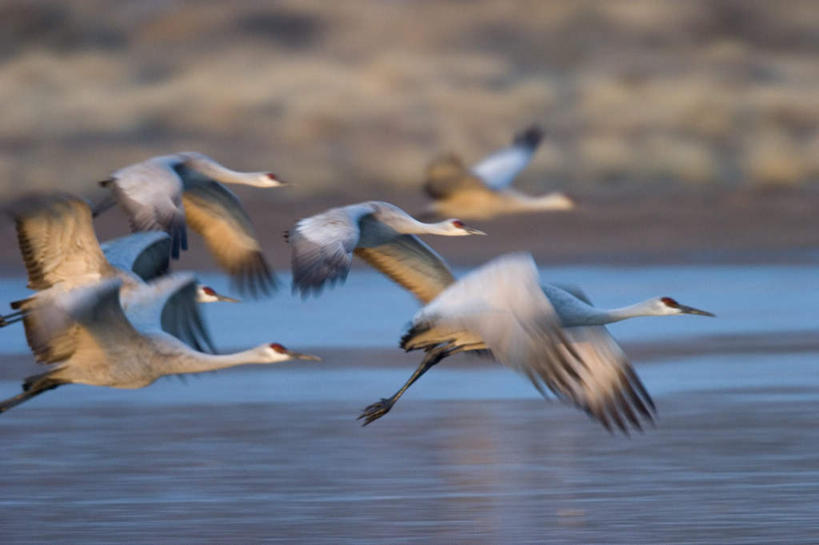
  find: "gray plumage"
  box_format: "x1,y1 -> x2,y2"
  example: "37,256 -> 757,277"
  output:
4,194 -> 216,354
288,201 -> 482,298
101,231 -> 171,282
99,152 -> 282,296
0,276 -> 319,414
423,125 -> 574,219
360,253 -> 714,433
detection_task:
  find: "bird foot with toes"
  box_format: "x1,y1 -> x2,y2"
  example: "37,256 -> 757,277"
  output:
358,398 -> 394,426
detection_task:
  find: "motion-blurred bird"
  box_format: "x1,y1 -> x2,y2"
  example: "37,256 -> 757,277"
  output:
286,201 -> 484,297
358,253 -> 714,433
97,152 -> 283,296
2,194 -> 233,354
423,125 -> 574,220
0,276 -> 320,414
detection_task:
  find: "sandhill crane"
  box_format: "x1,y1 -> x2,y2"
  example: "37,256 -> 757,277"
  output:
100,232 -> 240,302
0,275 -> 320,414
1,194 -> 232,353
286,201 -> 484,297
423,125 -> 574,220
97,152 -> 282,296
357,253 -> 714,433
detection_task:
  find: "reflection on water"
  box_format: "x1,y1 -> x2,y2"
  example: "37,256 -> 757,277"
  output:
1,354 -> 818,544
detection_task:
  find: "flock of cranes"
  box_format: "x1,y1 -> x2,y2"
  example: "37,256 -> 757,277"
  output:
0,125 -> 714,434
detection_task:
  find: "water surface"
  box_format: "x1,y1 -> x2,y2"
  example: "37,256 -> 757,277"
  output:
0,265 -> 817,544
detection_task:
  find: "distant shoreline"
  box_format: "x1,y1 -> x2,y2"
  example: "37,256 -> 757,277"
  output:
0,187 -> 817,276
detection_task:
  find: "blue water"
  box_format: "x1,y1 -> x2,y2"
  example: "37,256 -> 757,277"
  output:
1,265 -> 818,544
0,264 -> 813,353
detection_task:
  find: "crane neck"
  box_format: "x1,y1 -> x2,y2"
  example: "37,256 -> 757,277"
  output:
590,300 -> 664,325
163,345 -> 269,376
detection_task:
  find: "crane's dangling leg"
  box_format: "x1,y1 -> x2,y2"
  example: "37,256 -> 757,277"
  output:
0,310 -> 24,327
358,344 -> 460,426
0,374 -> 61,414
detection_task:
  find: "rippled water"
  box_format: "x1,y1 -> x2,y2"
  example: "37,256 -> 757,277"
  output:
0,265 -> 817,544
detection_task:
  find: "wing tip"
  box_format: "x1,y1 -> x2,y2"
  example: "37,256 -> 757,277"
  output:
514,124 -> 544,150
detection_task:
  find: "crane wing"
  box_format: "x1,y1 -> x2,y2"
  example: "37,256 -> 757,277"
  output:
18,287 -> 81,364
288,206 -> 365,297
123,273 -> 215,353
181,177 -> 276,298
10,194 -> 113,290
417,253 -> 651,433
423,153 -> 487,199
549,284 -> 656,431
104,157 -> 187,259
354,235 -> 455,304
100,231 -> 171,282
20,279 -> 136,368
470,125 -> 543,190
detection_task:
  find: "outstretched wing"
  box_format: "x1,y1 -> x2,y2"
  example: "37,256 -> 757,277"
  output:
471,125 -> 543,190
22,279 -> 136,366
10,193 -> 113,290
288,206 -> 366,297
104,156 -> 187,259
354,235 -> 455,304
423,153 -> 486,199
549,284 -> 656,432
417,254 -> 652,433
123,273 -> 216,353
101,231 -> 171,282
181,177 -> 276,298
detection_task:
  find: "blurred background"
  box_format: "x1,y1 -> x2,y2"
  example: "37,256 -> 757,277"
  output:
2,0 -> 819,194
1,2 -> 818,544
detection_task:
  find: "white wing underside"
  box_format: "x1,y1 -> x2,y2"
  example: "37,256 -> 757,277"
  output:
417,254 -> 655,432
471,145 -> 535,190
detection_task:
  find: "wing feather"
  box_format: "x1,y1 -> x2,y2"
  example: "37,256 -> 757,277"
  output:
106,157 -> 187,259
288,206 -> 364,297
101,231 -> 171,282
122,273 -> 215,353
10,194 -> 113,290
470,125 -> 543,190
416,254 -> 654,433
182,179 -> 277,298
354,234 -> 455,304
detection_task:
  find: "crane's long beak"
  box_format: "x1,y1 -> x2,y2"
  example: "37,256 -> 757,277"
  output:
679,304 -> 715,317
287,350 -> 321,361
216,294 -> 240,303
465,227 -> 486,235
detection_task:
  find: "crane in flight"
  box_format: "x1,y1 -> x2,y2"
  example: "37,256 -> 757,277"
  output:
286,201 -> 484,297
97,152 -> 283,296
0,276 -> 320,414
355,252 -> 714,433
423,125 -> 574,220
1,194 -> 233,353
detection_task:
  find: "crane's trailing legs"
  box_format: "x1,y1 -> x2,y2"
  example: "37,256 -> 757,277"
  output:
0,310 -> 24,327
358,344 -> 469,425
0,373 -> 62,413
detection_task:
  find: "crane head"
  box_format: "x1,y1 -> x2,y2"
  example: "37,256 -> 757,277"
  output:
196,285 -> 240,303
659,297 -> 715,317
445,219 -> 486,236
265,343 -> 321,362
